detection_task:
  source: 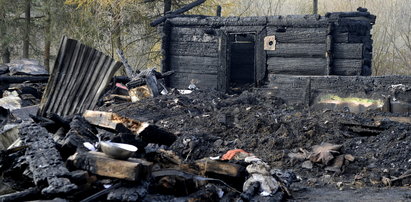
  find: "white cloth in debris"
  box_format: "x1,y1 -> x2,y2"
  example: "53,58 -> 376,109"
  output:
243,161 -> 279,196
0,91 -> 22,111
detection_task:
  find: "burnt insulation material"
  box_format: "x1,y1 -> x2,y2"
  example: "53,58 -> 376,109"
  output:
39,36 -> 122,116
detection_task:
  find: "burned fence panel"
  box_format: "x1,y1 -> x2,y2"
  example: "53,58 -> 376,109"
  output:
39,36 -> 122,117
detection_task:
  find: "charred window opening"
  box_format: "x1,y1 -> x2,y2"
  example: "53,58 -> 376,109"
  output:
228,33 -> 256,87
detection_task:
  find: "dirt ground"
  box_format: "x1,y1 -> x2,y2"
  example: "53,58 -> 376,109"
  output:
104,89 -> 411,201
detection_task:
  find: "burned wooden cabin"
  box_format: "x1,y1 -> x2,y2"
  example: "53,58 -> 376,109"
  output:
159,9 -> 375,91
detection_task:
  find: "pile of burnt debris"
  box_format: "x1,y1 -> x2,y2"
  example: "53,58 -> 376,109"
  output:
0,37 -> 297,202
1,108 -> 297,201
2,35 -> 411,201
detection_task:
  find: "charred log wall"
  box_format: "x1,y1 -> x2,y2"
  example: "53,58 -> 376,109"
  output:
328,11 -> 375,76
163,25 -> 220,90
162,10 -> 375,90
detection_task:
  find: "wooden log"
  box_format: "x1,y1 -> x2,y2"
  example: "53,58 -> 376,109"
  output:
169,72 -> 218,90
83,110 -> 176,146
20,124 -> 78,195
0,76 -> 49,84
126,70 -> 174,89
332,59 -> 363,76
116,49 -> 138,78
266,43 -> 325,58
0,187 -> 40,201
267,57 -> 326,75
168,16 -> 267,27
170,27 -> 218,43
169,42 -> 218,57
83,110 -> 148,133
266,15 -> 329,27
334,43 -> 363,59
195,159 -> 245,178
107,185 -> 148,201
170,55 -> 219,74
266,27 -> 327,43
20,124 -> 71,185
150,0 -> 206,27
144,71 -> 160,97
333,32 -> 366,43
67,151 -> 143,181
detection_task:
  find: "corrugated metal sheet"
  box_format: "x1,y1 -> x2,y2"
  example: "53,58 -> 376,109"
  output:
39,36 -> 122,116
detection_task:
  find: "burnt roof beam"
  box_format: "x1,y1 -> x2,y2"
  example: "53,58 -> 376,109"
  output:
150,0 -> 206,27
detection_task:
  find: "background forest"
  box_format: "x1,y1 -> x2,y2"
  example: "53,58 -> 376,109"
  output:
0,0 -> 410,75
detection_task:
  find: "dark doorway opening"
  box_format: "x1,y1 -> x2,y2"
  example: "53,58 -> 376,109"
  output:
229,33 -> 255,88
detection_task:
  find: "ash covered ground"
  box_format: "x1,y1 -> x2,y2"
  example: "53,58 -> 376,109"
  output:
105,89 -> 411,193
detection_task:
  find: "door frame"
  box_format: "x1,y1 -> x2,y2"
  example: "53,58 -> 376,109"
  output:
218,26 -> 266,92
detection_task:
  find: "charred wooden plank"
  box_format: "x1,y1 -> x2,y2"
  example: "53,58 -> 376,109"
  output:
267,57 -> 326,75
195,159 -> 245,178
116,49 -> 138,78
168,16 -> 267,27
67,151 -> 143,181
217,31 -> 228,91
266,43 -> 326,58
83,110 -> 176,146
333,32 -> 366,43
20,124 -> 78,195
0,187 -> 40,201
169,42 -> 218,57
266,15 -> 329,28
169,72 -> 218,90
0,76 -> 49,84
125,70 -> 174,89
332,59 -> 363,76
256,28 -> 267,86
170,27 -> 218,43
20,124 -> 69,185
334,43 -> 363,59
170,55 -> 219,74
266,27 -> 327,43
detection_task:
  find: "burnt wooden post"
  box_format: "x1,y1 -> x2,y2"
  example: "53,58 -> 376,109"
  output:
325,23 -> 333,75
150,0 -> 206,27
216,5 -> 222,17
217,31 -> 228,92
256,28 -> 267,86
313,0 -> 318,14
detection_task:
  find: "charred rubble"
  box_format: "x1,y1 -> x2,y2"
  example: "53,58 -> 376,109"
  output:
1,5 -> 411,202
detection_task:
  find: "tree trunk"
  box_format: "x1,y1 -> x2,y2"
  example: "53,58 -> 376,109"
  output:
23,0 -> 31,59
164,0 -> 172,14
112,2 -> 122,55
0,4 -> 10,63
44,3 -> 51,71
2,47 -> 10,63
